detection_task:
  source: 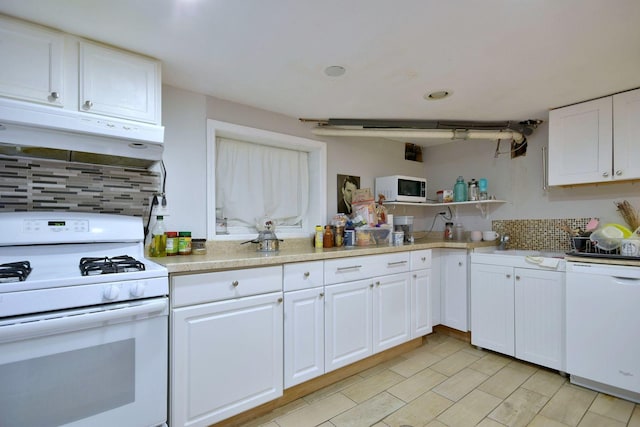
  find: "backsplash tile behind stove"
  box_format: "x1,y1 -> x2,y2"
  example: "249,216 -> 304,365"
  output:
0,157 -> 159,217
492,218 -> 591,252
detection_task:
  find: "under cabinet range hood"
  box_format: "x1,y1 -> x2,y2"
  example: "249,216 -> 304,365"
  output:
0,98 -> 164,169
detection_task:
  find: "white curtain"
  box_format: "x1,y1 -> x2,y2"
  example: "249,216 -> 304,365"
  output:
216,137 -> 309,228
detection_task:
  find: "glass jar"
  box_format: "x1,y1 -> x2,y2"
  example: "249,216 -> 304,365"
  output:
178,231 -> 192,255
454,223 -> 464,241
192,238 -> 207,255
453,176 -> 467,202
165,231 -> 179,256
444,222 -> 454,240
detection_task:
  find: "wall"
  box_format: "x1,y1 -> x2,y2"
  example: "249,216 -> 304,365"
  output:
423,120 -> 640,233
162,84 -> 640,240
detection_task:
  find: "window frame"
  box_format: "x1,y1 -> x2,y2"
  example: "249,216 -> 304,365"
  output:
206,119 -> 327,241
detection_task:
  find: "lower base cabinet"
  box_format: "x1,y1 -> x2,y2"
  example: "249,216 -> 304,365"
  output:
471,263 -> 565,371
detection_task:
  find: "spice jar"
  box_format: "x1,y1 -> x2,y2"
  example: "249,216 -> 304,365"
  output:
178,231 -> 192,255
165,231 -> 179,256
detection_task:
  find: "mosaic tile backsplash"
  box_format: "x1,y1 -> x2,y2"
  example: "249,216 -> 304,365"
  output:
492,218 -> 592,252
0,156 -> 159,217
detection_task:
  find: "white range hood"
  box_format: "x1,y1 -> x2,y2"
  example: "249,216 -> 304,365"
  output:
0,97 -> 164,168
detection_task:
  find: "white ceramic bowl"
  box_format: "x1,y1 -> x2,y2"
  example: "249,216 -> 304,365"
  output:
470,231 -> 482,242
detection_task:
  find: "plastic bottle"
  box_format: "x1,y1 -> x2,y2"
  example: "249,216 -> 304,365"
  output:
454,223 -> 465,241
453,176 -> 467,202
468,178 -> 479,201
149,216 -> 167,257
315,225 -> 323,248
323,225 -> 334,248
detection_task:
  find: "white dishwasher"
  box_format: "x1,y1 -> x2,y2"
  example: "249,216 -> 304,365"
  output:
566,261 -> 640,403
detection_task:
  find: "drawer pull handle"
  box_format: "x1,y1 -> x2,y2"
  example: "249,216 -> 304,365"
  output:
232,280 -> 239,287
337,265 -> 362,271
303,271 -> 310,277
387,261 -> 408,267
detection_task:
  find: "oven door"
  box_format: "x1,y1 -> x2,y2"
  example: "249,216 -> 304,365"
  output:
0,297 -> 168,427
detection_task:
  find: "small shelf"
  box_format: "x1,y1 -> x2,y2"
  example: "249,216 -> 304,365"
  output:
386,199 -> 506,218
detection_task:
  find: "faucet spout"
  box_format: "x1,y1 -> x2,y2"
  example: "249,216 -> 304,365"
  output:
497,234 -> 510,250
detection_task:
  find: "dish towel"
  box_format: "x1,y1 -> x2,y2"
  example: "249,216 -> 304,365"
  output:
525,256 -> 560,269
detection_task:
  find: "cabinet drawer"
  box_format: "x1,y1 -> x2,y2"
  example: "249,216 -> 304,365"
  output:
171,266 -> 282,307
284,261 -> 324,292
411,250 -> 432,270
324,253 -> 410,285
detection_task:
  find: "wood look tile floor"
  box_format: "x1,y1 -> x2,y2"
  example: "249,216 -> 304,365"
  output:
244,332 -> 640,427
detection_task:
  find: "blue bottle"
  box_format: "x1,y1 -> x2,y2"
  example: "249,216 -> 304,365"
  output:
453,176 -> 467,202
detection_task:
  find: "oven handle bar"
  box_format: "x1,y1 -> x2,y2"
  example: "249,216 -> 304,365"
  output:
0,299 -> 168,343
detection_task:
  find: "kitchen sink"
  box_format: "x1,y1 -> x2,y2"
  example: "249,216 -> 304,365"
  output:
472,247 -> 566,270
490,249 -> 566,258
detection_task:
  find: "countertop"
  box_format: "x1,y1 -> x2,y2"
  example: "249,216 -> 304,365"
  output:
155,238 -> 496,274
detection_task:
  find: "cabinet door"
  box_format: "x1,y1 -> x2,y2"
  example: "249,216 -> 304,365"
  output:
171,292 -> 283,427
514,268 -> 565,371
441,249 -> 469,331
79,41 -> 160,123
613,88 -> 640,181
548,97 -> 613,185
324,279 -> 372,372
411,268 -> 432,338
470,263 -> 515,356
284,287 -> 325,388
0,16 -> 64,106
373,272 -> 411,353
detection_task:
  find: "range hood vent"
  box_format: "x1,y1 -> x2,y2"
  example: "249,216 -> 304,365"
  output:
0,98 -> 164,169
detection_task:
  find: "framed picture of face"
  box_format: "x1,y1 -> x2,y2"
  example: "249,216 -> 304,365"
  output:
337,174 -> 360,216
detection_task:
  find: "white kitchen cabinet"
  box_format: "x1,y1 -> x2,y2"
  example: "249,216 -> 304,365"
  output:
79,41 -> 161,124
471,257 -> 565,371
410,249 -> 432,338
470,264 -> 515,355
0,15 -> 64,106
324,278 -> 373,372
548,88 -> 640,185
283,261 -> 324,388
514,268 -> 565,370
373,272 -> 412,353
170,266 -> 283,427
324,252 -> 411,372
440,249 -> 469,331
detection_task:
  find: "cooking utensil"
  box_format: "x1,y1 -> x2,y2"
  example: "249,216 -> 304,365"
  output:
241,229 -> 283,252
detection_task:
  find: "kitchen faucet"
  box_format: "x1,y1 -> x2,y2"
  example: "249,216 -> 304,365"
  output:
497,234 -> 510,250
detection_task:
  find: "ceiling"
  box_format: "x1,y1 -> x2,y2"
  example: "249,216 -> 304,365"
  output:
1,0 -> 640,123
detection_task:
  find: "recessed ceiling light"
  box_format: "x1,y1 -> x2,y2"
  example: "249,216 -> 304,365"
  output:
324,65 -> 346,77
425,90 -> 452,100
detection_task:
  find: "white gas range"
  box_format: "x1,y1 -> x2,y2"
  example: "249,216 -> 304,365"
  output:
0,211 -> 169,427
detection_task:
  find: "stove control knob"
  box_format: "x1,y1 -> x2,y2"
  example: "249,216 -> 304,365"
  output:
103,285 -> 120,300
130,282 -> 146,298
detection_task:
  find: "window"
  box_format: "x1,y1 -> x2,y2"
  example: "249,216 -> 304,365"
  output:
206,120 -> 326,240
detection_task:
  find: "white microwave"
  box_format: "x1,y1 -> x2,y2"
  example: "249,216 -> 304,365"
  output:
375,175 -> 427,203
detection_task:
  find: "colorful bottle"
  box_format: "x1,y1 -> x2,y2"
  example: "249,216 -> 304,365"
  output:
315,225 -> 323,248
453,176 -> 467,202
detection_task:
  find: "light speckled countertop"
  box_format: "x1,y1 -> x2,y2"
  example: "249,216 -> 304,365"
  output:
155,238 -> 497,275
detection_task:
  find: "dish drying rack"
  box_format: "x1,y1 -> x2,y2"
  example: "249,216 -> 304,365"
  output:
569,236 -> 621,255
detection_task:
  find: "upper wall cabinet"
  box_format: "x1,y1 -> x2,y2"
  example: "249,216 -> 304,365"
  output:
79,41 -> 161,124
0,16 -> 65,106
548,88 -> 640,186
0,15 -> 162,125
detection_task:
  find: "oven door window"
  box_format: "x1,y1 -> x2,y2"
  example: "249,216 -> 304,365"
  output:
0,303 -> 167,427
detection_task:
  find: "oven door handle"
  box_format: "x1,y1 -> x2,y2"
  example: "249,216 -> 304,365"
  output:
0,299 -> 168,343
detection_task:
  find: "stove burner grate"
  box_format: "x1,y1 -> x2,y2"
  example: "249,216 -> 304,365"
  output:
79,255 -> 146,276
0,261 -> 32,282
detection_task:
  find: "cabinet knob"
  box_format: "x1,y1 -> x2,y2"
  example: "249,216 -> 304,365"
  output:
369,283 -> 374,288
506,274 -> 511,278
303,271 -> 310,278
602,171 -> 609,177
277,297 -> 283,303
516,275 -> 520,280
413,274 -> 417,278
319,292 -> 324,298
458,262 -> 463,267
50,91 -> 60,100
376,281 -> 381,286
232,280 -> 239,287
421,257 -> 426,261
83,100 -> 93,110
616,170 -> 623,176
